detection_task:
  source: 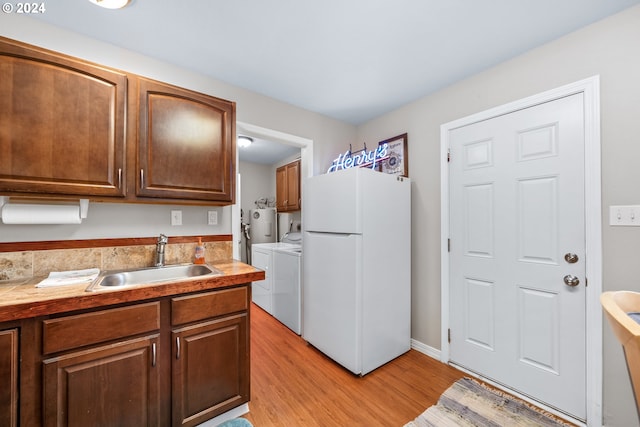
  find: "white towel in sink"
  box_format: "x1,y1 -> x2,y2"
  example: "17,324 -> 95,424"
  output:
36,268 -> 100,288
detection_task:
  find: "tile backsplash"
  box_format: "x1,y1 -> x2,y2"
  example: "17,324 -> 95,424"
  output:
0,241 -> 232,281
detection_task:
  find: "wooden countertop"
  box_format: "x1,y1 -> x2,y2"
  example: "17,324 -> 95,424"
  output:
0,259 -> 264,323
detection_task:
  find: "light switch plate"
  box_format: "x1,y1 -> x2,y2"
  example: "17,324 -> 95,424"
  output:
207,210 -> 218,225
610,205 -> 640,226
171,210 -> 182,226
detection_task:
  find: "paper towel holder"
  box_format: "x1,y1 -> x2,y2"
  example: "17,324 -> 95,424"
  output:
79,199 -> 89,219
0,196 -> 90,223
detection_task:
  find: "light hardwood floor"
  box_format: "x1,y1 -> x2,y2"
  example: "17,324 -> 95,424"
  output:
243,303 -> 465,427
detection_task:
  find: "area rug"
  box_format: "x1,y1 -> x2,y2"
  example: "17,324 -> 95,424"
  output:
404,377 -> 572,427
216,418 -> 253,427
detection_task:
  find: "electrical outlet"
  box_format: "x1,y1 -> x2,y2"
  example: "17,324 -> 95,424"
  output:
171,210 -> 182,226
207,210 -> 218,225
610,205 -> 640,226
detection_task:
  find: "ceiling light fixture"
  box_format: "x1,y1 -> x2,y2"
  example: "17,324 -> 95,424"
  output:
88,0 -> 131,9
238,136 -> 253,148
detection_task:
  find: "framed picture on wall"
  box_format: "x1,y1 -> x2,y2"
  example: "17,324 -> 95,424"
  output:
378,133 -> 408,177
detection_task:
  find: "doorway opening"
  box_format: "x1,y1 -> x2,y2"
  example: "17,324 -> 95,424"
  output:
232,122 -> 313,261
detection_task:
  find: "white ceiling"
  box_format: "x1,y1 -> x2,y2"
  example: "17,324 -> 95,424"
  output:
27,0 -> 639,163
237,136 -> 300,165
30,0 -> 639,125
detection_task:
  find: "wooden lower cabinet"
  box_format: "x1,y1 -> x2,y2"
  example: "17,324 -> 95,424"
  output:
42,335 -> 160,427
2,284 -> 250,426
172,314 -> 249,427
0,328 -> 18,427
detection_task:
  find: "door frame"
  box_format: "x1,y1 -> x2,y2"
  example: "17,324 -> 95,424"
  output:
440,76 -> 602,425
232,122 -> 314,259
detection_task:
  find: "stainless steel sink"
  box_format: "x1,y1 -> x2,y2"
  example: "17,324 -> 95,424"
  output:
86,263 -> 223,292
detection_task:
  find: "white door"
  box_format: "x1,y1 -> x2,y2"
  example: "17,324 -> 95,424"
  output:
448,93 -> 586,419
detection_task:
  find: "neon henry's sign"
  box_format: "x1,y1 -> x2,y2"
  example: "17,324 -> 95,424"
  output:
327,143 -> 388,173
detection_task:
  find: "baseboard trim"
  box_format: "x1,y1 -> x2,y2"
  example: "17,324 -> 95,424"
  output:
411,338 -> 441,360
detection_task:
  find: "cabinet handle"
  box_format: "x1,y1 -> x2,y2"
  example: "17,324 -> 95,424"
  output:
176,336 -> 181,360
117,168 -> 122,189
140,169 -> 145,190
151,342 -> 157,367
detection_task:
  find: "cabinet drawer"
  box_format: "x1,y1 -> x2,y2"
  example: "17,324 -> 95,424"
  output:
42,302 -> 160,354
171,286 -> 248,326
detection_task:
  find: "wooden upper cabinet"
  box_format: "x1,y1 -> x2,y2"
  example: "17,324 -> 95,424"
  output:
135,78 -> 236,203
0,37 -> 238,205
276,160 -> 300,212
0,37 -> 127,197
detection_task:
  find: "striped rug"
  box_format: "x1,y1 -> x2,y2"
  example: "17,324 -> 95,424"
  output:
404,377 -> 572,427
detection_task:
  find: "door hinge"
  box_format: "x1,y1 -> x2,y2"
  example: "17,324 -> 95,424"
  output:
447,149 -> 451,163
448,238 -> 450,252
448,328 -> 451,343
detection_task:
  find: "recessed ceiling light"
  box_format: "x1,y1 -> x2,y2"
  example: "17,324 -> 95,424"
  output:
238,136 -> 253,148
88,0 -> 131,9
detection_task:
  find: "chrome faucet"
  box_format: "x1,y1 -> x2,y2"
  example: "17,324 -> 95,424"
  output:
155,234 -> 168,267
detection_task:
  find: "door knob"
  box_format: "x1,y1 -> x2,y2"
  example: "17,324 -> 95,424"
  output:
564,253 -> 579,264
563,275 -> 580,287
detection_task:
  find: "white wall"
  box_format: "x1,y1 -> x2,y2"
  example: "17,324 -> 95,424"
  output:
357,5 -> 640,426
239,161 -> 276,217
0,16 -> 354,243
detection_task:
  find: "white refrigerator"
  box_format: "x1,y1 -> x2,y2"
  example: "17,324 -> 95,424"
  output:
302,167 -> 411,375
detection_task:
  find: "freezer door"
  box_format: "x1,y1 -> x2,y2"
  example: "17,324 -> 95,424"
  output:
303,169 -> 361,234
303,231 -> 362,374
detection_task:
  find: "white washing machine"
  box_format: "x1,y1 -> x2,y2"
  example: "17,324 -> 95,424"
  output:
251,244 -> 274,314
251,242 -> 300,320
273,244 -> 302,335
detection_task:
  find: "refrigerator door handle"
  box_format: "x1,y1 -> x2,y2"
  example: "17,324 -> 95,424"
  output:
306,231 -> 359,237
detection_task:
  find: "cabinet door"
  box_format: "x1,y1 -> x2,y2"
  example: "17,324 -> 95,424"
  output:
172,314 -> 249,427
276,160 -> 300,212
43,335 -> 160,427
0,37 -> 126,197
285,160 -> 301,210
0,329 -> 18,427
136,78 -> 236,203
275,165 -> 288,211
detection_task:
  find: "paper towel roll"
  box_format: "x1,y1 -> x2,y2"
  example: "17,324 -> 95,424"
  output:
1,204 -> 82,224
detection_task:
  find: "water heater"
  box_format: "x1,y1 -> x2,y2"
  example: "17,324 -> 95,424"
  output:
249,208 -> 276,245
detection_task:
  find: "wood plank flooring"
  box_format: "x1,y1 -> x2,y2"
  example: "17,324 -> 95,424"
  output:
243,303 -> 465,427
